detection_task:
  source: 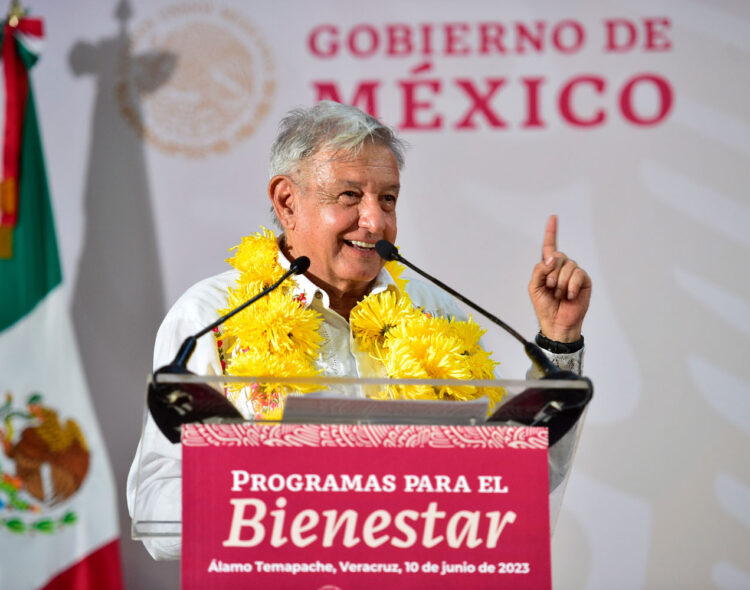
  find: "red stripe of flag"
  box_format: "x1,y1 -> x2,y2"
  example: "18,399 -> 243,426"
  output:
1,17 -> 43,228
41,539 -> 124,590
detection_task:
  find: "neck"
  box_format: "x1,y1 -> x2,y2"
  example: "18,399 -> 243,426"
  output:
322,281 -> 372,319
279,236 -> 374,320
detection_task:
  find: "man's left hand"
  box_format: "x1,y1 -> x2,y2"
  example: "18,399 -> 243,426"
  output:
528,215 -> 592,343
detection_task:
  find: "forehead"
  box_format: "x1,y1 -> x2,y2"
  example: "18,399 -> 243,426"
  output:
301,143 -> 400,186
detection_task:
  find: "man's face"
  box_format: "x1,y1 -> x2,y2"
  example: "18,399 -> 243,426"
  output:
282,142 -> 400,297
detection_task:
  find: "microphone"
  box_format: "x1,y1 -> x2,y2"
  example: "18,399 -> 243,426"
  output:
289,255 -> 311,274
147,256 -> 310,443
375,240 -> 592,446
374,239 -> 398,261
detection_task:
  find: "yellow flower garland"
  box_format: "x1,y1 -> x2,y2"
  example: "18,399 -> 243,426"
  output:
218,228 -> 505,419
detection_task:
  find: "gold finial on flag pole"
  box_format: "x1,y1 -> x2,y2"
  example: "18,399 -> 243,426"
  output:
7,0 -> 24,27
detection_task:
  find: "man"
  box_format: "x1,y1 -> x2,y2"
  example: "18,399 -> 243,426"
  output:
270,102 -> 589,339
127,101 -> 591,560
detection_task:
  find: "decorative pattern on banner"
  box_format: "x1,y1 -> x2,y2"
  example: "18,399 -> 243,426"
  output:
182,423 -> 548,449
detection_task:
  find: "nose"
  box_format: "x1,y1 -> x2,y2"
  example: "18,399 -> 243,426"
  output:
358,195 -> 387,235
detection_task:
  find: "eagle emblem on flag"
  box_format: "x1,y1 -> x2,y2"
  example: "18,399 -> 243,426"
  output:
0,392 -> 88,534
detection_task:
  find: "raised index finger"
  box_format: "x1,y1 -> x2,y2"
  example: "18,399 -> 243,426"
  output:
542,214 -> 558,261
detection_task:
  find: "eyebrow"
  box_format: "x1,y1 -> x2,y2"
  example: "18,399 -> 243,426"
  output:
336,179 -> 401,192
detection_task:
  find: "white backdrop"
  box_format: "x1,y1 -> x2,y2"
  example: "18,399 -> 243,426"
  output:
17,0 -> 750,588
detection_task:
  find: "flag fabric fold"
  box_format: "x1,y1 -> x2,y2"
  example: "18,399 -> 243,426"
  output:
0,16 -> 124,589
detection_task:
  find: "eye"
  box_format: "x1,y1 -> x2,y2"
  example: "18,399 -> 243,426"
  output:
382,194 -> 398,208
339,190 -> 359,202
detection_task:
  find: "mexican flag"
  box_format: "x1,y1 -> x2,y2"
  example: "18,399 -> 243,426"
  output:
0,15 -> 123,590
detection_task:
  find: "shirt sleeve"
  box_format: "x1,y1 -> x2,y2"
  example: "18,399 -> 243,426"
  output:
524,345 -> 586,534
126,291 -> 225,560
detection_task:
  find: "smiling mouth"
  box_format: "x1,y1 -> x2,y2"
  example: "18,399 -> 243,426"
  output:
345,240 -> 377,252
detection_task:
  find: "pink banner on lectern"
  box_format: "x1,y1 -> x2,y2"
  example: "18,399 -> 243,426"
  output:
182,423 -> 550,589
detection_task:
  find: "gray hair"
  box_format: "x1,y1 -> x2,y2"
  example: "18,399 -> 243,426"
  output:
269,101 -> 405,179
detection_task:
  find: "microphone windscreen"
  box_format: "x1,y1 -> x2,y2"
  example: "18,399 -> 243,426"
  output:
291,256 -> 310,274
375,240 -> 398,261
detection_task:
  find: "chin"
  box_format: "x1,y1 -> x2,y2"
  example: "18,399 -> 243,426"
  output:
339,267 -> 382,285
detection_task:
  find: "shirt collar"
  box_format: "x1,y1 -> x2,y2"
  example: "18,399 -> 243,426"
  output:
276,243 -> 397,311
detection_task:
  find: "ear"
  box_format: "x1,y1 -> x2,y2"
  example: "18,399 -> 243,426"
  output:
268,175 -> 298,230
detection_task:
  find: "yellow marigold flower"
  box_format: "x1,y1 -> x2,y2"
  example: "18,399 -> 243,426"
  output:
420,313 -> 451,335
223,290 -> 323,359
385,313 -> 450,349
351,290 -> 418,359
365,388 -> 393,401
464,347 -> 506,407
450,316 -> 485,354
465,347 -> 497,379
385,332 -> 476,400
383,314 -> 502,402
382,312 -> 444,343
220,279 -> 274,321
384,260 -> 409,297
482,385 -> 507,412
226,348 -> 321,396
226,228 -> 285,287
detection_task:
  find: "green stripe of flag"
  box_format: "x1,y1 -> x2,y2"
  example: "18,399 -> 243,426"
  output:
0,41 -> 61,332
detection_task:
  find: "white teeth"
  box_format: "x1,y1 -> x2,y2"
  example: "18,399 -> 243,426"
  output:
350,240 -> 375,249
